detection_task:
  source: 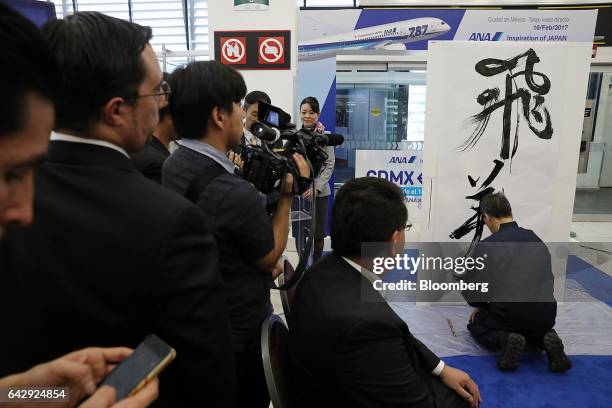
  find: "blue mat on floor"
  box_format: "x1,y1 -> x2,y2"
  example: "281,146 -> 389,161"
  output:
445,354 -> 612,408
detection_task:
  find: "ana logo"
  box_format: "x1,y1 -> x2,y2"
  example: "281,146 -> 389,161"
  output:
389,156 -> 417,164
258,37 -> 285,64
220,37 -> 246,64
468,32 -> 503,41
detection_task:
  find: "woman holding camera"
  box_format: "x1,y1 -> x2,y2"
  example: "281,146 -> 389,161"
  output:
296,96 -> 335,261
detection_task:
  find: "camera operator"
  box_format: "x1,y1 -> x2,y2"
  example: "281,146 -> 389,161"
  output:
228,90 -> 282,169
162,61 -> 310,408
243,90 -> 270,147
293,96 -> 335,261
242,90 -> 284,150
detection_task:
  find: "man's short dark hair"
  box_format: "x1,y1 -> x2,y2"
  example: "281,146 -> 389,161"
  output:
41,12 -> 152,133
0,3 -> 58,136
243,90 -> 271,110
331,177 -> 408,257
300,96 -> 320,114
169,61 -> 247,140
480,192 -> 513,219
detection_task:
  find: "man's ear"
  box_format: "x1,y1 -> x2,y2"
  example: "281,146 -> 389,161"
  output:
101,97 -> 129,127
389,229 -> 402,244
210,106 -> 226,130
388,229 -> 405,258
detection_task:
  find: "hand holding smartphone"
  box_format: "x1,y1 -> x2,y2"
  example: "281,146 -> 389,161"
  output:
99,334 -> 175,401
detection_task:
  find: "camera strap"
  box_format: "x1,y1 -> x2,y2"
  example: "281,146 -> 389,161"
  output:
272,185 -> 316,291
271,233 -> 313,291
184,161 -> 227,204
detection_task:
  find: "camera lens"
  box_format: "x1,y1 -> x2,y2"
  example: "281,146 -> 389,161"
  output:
251,123 -> 266,138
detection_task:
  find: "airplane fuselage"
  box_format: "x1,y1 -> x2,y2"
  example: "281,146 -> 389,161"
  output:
299,18 -> 451,60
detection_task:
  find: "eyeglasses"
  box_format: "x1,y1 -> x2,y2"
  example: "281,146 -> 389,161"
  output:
134,80 -> 171,100
404,221 -> 413,232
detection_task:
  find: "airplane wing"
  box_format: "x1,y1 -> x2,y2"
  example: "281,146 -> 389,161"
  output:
363,40 -> 394,50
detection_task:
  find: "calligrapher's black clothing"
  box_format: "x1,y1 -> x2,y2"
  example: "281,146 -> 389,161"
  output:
464,222 -> 557,340
467,310 -> 507,349
290,253 -> 468,408
130,135 -> 170,184
468,312 -> 559,351
0,141 -> 235,407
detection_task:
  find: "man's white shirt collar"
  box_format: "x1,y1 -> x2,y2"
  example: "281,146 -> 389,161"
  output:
50,132 -> 130,159
342,256 -> 378,284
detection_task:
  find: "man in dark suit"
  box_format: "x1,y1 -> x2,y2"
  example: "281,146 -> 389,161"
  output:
130,72 -> 177,184
464,192 -> 571,372
0,6 -> 160,407
0,12 -> 235,407
289,177 -> 480,408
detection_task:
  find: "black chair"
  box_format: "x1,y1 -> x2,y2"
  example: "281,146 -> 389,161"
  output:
277,256 -> 297,326
261,314 -> 294,408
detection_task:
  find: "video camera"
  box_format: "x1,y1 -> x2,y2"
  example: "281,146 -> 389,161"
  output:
240,100 -> 344,195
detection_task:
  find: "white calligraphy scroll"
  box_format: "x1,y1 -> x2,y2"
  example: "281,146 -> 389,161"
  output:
423,41 -> 592,243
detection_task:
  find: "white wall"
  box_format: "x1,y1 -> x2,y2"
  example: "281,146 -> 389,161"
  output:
208,0 -> 298,117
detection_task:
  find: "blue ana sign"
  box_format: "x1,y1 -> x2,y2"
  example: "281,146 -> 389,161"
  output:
356,150 -> 425,220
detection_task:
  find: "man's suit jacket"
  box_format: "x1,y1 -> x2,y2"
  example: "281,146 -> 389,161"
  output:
0,141 -> 235,407
130,135 -> 170,184
289,253 -> 441,408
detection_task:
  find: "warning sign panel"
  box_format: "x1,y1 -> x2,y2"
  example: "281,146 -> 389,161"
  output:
214,30 -> 291,70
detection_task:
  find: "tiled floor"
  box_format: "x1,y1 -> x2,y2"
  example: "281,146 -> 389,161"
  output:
570,221 -> 612,242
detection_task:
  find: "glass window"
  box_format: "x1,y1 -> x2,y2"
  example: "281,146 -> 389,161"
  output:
75,0 -> 130,20
191,0 -> 209,54
132,0 -> 188,53
47,1 -> 209,72
49,0 -> 74,18
574,72 -> 612,220
334,70 -> 426,183
407,84 -> 426,142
